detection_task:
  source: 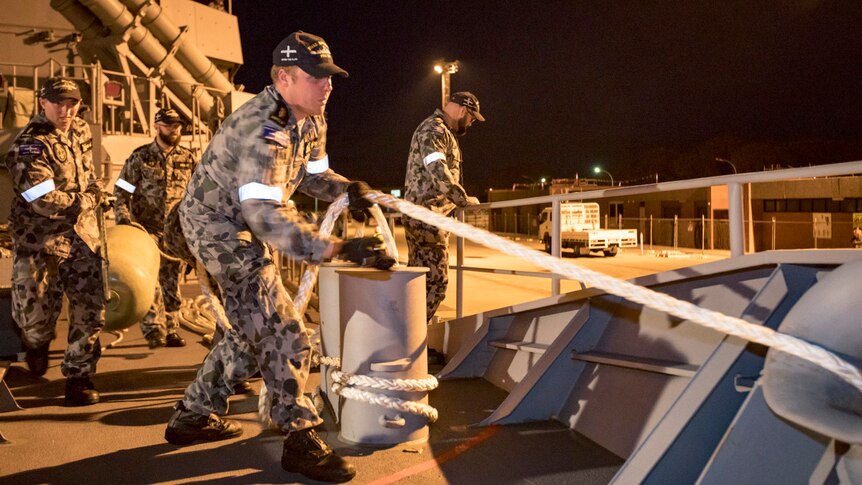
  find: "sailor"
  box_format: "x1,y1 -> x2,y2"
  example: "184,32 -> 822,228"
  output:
403,92 -> 484,323
163,31 -> 381,483
4,76 -> 110,405
113,108 -> 195,349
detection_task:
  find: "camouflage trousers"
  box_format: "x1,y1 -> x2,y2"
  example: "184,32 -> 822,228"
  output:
10,238 -> 105,377
178,205 -> 321,433
140,235 -> 183,338
404,217 -> 449,323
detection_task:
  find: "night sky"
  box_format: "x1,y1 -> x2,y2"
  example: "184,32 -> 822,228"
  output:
231,0 -> 862,196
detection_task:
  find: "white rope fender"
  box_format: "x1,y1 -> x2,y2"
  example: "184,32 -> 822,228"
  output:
365,191 -> 862,395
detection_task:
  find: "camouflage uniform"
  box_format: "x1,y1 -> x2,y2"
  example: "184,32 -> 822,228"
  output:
113,141 -> 196,339
4,114 -> 105,377
178,84 -> 349,432
403,109 -> 472,322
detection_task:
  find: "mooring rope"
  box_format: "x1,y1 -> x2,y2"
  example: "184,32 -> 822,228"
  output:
363,190 -> 862,395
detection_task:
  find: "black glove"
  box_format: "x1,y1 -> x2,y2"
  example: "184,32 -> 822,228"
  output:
86,184 -> 115,210
97,191 -> 117,210
338,236 -> 396,270
347,181 -> 374,222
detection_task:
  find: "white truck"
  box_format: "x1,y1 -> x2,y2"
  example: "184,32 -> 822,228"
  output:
538,202 -> 637,257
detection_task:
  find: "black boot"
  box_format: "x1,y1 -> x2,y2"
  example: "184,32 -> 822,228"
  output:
165,332 -> 186,347
64,376 -> 99,406
164,401 -> 243,445
282,428 -> 356,483
146,332 -> 166,349
25,341 -> 51,376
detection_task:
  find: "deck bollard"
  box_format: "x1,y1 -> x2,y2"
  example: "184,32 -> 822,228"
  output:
336,266 -> 430,447
318,261 -> 355,421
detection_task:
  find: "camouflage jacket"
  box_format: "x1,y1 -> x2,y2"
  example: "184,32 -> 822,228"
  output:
403,109 -> 470,216
5,113 -> 102,257
113,140 -> 197,236
184,84 -> 350,262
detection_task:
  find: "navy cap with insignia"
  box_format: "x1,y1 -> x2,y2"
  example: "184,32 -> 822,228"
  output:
272,31 -> 348,78
154,108 -> 183,124
40,77 -> 82,103
450,92 -> 485,122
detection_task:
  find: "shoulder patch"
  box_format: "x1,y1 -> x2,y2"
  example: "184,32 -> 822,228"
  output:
262,125 -> 290,147
17,144 -> 43,156
53,143 -> 68,162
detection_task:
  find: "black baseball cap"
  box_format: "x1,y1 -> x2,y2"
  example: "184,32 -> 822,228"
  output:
450,91 -> 485,122
40,77 -> 82,103
272,31 -> 348,78
155,108 -> 183,124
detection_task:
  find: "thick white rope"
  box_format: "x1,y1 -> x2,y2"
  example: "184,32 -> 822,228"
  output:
178,297 -> 216,335
366,191 -> 862,395
331,370 -> 439,392
335,386 -> 439,423
370,204 -> 399,263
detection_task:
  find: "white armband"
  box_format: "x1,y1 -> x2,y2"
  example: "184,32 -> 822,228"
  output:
115,178 -> 136,193
238,182 -> 283,202
21,179 -> 56,203
307,156 -> 330,174
423,152 -> 446,165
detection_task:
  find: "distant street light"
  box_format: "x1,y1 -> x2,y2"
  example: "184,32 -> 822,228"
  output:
715,157 -> 737,174
434,60 -> 459,109
593,166 -> 614,186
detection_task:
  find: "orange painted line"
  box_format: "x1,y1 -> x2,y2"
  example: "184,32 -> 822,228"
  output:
366,426 -> 500,485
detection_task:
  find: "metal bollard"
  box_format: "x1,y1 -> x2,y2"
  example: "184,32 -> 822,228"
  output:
336,267 -> 430,447
318,261 -> 355,422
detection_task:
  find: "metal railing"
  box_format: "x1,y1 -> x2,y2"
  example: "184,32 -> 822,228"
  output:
1,59 -> 218,142
451,160 -> 862,318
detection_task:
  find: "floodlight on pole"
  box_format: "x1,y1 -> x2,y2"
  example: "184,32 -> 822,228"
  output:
594,166 -> 614,186
434,60 -> 459,109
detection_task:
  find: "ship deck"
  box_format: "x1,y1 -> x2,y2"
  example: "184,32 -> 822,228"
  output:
0,322 -> 621,484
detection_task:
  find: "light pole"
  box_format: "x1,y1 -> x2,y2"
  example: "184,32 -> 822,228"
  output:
434,60 -> 459,109
715,157 -> 754,254
593,166 -> 614,186
715,157 -> 737,174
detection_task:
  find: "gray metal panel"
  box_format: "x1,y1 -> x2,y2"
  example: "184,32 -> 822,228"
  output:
480,304 -> 595,425
0,0 -> 79,69
559,269 -> 774,458
483,304 -> 582,392
593,267 -> 777,365
161,0 -> 243,64
436,314 -> 513,379
615,264 -> 824,484
697,385 -> 831,485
